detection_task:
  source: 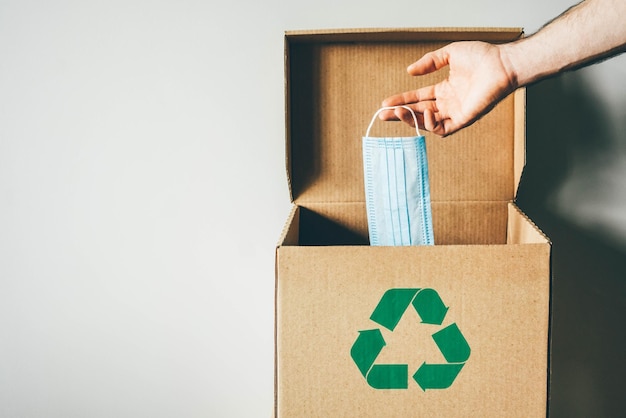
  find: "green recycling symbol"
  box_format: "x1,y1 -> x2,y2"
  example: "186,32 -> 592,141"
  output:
350,288 -> 470,391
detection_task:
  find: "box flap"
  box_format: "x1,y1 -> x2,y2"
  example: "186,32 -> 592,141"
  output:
285,27 -> 525,204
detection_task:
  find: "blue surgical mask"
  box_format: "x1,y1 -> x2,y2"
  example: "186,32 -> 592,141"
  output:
362,106 -> 434,246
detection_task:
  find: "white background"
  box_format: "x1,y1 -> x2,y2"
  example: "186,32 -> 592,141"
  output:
1,1 -> 625,417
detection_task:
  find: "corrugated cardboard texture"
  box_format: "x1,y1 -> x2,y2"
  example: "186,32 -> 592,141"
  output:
277,28 -> 551,418
276,244 -> 550,417
507,203 -> 550,244
279,201 -> 530,246
285,27 -> 523,43
286,28 -> 523,205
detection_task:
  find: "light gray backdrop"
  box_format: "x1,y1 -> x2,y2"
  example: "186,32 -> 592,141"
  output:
1,0 -> 625,417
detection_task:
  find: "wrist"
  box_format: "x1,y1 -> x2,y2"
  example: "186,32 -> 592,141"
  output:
498,41 -> 525,90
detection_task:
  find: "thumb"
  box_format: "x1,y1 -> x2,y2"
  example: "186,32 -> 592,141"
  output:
407,47 -> 450,76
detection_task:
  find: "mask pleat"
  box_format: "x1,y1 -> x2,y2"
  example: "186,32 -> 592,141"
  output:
362,135 -> 434,246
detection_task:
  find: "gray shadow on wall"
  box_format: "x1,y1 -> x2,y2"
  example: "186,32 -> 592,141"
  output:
516,71 -> 626,417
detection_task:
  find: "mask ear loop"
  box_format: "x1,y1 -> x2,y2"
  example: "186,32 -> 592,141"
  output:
365,106 -> 421,138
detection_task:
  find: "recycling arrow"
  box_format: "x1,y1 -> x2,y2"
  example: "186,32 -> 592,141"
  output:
413,363 -> 464,391
413,323 -> 470,391
412,288 -> 448,325
432,323 -> 471,363
350,329 -> 408,389
369,288 -> 419,331
351,287 -> 470,391
350,329 -> 385,377
370,288 -> 450,330
368,364 -> 408,389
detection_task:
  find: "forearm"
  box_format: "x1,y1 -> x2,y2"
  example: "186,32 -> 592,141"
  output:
500,0 -> 626,88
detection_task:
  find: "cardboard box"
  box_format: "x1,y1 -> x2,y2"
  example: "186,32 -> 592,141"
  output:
275,28 -> 551,417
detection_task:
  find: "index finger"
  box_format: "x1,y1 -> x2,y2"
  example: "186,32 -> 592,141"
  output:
382,85 -> 436,107
379,85 -> 436,119
407,47 -> 450,76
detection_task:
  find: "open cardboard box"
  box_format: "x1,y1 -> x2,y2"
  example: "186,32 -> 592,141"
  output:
275,28 -> 551,417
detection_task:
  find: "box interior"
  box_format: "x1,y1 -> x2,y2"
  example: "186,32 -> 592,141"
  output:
286,28 -> 526,206
279,201 -> 547,246
282,28 -> 546,247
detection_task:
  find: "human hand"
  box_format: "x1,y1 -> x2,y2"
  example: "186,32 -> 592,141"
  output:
380,41 -> 517,137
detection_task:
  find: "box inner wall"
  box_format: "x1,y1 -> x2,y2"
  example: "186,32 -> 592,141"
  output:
282,201 -> 526,246
288,40 -> 517,205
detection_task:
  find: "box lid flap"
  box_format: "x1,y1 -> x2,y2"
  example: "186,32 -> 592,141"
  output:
285,27 -> 525,204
